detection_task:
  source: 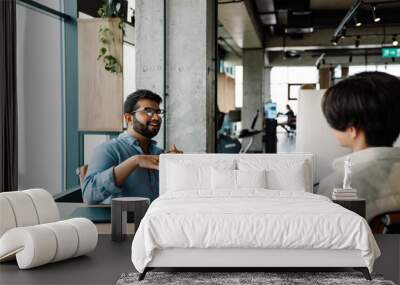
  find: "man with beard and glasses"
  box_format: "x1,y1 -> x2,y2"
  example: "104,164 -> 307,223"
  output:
82,89 -> 182,204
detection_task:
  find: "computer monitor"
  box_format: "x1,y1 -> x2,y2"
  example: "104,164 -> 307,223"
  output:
264,102 -> 277,119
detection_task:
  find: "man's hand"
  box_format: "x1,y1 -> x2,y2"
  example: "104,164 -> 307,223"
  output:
113,155 -> 159,187
135,155 -> 159,170
167,144 -> 183,154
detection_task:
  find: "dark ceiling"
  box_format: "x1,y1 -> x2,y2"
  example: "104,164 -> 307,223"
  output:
254,0 -> 400,38
249,0 -> 400,65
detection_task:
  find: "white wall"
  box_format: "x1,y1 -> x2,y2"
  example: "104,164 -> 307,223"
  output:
270,66 -> 318,115
296,90 -> 351,183
17,3 -> 64,195
123,43 -> 136,101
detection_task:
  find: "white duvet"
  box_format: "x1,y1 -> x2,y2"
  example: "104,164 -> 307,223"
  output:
131,190 -> 380,273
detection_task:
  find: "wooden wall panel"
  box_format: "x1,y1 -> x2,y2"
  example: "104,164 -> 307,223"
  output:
217,74 -> 235,113
78,18 -> 123,131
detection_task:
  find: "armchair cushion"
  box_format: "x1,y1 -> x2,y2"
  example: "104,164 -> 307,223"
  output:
0,218 -> 98,269
0,188 -> 59,236
0,189 -> 98,269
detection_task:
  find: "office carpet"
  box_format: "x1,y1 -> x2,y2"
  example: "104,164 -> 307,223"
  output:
117,271 -> 395,285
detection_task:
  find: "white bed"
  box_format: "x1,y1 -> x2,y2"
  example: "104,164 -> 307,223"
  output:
131,154 -> 380,280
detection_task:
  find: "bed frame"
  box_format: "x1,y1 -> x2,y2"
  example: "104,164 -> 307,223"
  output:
138,248 -> 371,280
138,154 -> 372,281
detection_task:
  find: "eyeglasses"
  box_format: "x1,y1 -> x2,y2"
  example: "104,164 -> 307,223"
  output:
131,108 -> 165,118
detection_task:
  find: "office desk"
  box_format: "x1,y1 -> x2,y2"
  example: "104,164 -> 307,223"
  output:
57,202 -> 110,220
57,202 -> 135,234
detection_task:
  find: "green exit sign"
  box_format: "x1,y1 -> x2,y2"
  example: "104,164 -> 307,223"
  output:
382,48 -> 400,58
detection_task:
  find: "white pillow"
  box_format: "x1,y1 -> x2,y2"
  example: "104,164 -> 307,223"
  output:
266,162 -> 307,191
211,168 -> 236,190
211,168 -> 267,190
237,169 -> 267,188
237,158 -> 309,192
168,163 -> 210,191
167,161 -> 235,191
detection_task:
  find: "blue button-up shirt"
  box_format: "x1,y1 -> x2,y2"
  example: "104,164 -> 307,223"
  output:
82,133 -> 163,204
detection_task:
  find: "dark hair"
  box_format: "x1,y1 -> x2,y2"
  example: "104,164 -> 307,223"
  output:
124,89 -> 162,114
322,71 -> 400,147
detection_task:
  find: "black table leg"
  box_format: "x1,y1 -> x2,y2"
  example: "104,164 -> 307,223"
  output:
111,203 -> 124,242
112,198 -> 150,242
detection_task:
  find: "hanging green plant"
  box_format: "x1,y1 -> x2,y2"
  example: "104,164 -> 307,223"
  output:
96,0 -> 125,74
97,26 -> 122,74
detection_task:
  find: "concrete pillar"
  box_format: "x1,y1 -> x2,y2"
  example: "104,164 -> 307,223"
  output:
135,0 -> 164,146
242,49 -> 264,152
136,0 -> 216,153
263,52 -> 272,103
263,66 -> 272,103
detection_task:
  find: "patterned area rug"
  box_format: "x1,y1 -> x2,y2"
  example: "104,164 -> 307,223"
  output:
116,271 -> 395,285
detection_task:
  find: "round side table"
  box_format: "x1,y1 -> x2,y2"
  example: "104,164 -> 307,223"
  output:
111,197 -> 150,242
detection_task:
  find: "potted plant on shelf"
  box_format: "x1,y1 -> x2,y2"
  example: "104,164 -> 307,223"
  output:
96,0 -> 126,74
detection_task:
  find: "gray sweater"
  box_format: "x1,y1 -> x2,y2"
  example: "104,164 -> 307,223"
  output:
318,147 -> 400,221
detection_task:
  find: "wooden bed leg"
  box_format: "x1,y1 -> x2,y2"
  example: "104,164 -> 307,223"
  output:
354,267 -> 371,280
138,268 -> 148,281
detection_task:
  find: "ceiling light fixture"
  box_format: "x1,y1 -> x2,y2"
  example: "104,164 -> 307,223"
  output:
353,14 -> 362,27
341,28 -> 347,39
393,34 -> 398,46
331,0 -> 361,47
372,5 -> 381,23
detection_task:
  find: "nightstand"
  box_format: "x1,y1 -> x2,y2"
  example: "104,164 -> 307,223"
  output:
111,197 -> 150,242
332,198 -> 366,218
